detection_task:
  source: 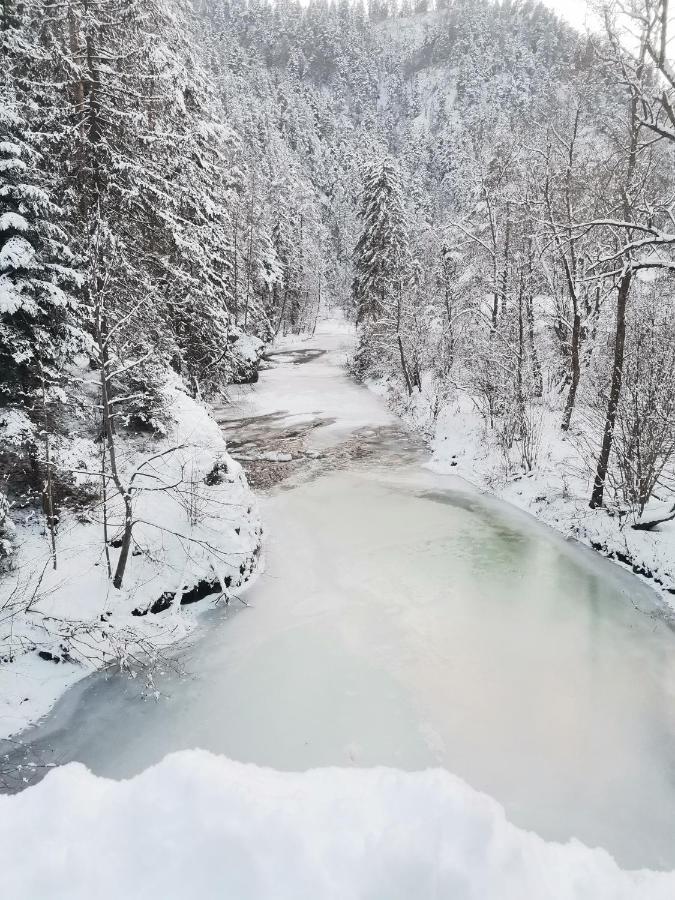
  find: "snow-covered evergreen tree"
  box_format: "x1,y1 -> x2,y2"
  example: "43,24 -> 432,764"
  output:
352,158 -> 408,323
0,10 -> 81,409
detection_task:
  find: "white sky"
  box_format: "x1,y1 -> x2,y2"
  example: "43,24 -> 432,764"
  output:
541,0 -> 675,60
540,0 -> 595,30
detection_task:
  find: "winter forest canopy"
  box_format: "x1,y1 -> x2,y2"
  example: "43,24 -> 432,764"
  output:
1,0 -> 675,661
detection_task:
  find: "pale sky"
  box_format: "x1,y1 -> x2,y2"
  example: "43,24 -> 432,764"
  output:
540,0 -> 595,31
542,0 -> 674,59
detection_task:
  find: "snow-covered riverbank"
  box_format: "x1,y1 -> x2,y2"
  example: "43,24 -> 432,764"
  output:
0,383 -> 262,741
367,378 -> 675,618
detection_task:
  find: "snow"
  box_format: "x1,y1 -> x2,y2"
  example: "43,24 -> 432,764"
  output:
0,407 -> 34,444
0,379 -> 262,741
0,140 -> 22,156
0,273 -> 30,314
0,212 -> 30,233
0,750 -> 673,899
636,499 -> 675,528
0,156 -> 27,174
40,280 -> 70,306
0,235 -> 35,273
232,331 -> 264,364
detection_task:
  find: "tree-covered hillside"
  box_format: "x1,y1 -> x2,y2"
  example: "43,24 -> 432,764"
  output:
1,0 -> 674,713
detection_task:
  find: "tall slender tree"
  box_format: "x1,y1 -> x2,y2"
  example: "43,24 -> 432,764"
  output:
352,157 -> 408,323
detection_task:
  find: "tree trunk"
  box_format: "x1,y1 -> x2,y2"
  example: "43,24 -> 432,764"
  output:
95,302 -> 133,589
491,290 -> 499,331
40,375 -> 57,570
444,286 -> 454,371
398,335 -> 413,396
396,280 -> 413,395
312,273 -> 321,335
516,274 -> 525,416
500,205 -> 511,318
412,349 -> 422,392
526,292 -> 542,398
275,283 -> 289,336
562,304 -> 581,431
589,271 -> 632,509
68,4 -> 85,131
244,173 -> 256,330
244,221 -> 253,330
101,437 -> 112,579
233,214 -> 239,324
113,497 -> 133,590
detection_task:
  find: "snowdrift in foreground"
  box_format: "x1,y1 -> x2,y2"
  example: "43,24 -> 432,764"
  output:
0,751 -> 672,900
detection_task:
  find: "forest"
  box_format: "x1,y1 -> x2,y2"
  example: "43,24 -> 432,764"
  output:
3,0 -> 674,523
0,0 -> 674,679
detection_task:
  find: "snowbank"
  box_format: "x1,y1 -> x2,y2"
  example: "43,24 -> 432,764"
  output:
0,381 -> 262,740
0,750 -> 672,899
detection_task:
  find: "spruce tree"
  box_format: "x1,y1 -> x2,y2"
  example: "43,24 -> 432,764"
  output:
0,8 -> 80,409
352,158 -> 408,323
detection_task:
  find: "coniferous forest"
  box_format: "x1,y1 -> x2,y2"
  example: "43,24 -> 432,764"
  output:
3,1 -> 674,535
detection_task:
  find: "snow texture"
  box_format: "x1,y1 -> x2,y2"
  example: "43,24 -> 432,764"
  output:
0,211 -> 30,233
0,234 -> 35,271
0,750 -> 673,900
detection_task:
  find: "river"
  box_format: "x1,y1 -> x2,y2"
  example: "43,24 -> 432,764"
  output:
2,322 -> 675,871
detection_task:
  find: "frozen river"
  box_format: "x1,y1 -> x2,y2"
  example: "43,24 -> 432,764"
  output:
3,322 -> 675,870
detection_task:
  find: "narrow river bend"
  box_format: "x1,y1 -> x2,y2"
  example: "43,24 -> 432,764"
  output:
3,322 -> 675,871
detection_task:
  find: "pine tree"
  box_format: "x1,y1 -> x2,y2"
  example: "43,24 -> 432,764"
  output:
0,7 -> 81,408
352,158 -> 408,323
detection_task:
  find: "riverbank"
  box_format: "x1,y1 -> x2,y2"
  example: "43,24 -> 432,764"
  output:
0,381 -> 262,742
366,376 -> 675,619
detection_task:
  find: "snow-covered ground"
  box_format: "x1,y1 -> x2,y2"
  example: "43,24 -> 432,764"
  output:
1,749 -> 674,900
0,379 -> 262,741
368,379 -> 675,617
